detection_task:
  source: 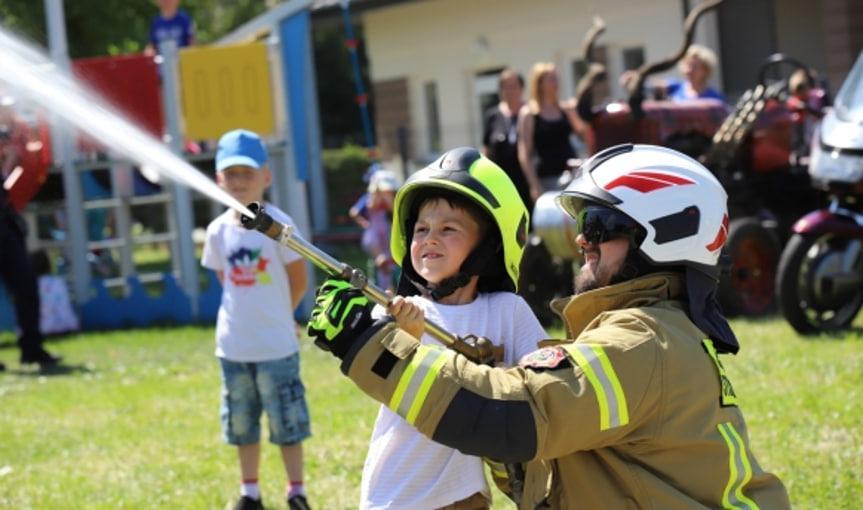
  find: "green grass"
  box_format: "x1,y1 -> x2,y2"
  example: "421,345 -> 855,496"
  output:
1,314 -> 861,509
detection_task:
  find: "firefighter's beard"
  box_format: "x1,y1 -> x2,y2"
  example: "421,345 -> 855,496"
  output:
574,247 -> 620,294
576,242 -> 659,294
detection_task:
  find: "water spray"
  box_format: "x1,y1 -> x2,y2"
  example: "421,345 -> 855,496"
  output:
0,26 -> 253,219
240,201 -> 495,364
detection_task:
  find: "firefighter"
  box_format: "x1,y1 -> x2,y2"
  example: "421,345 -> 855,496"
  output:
308,144 -> 791,509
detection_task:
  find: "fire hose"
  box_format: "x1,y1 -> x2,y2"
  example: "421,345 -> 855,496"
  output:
241,201 -> 525,504
240,201 -> 495,363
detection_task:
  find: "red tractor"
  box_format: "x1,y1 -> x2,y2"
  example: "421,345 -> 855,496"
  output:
525,0 -> 826,322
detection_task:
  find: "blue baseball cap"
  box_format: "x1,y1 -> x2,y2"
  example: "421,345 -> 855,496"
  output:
216,129 -> 269,171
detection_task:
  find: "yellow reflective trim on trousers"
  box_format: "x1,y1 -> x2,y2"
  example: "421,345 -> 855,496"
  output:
387,345 -> 448,425
563,344 -> 629,430
718,422 -> 759,510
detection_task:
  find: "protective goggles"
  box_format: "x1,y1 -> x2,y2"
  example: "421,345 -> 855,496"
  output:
576,204 -> 645,246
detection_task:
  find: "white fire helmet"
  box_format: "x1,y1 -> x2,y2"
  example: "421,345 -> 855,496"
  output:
556,144 -> 729,269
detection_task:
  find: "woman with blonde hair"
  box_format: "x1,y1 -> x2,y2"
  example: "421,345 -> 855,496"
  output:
665,44 -> 725,101
517,61 -> 586,204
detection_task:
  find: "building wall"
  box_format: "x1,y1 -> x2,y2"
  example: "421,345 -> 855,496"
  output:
775,0 -> 827,80
363,0 -> 724,162
822,0 -> 863,88
359,0 -> 838,164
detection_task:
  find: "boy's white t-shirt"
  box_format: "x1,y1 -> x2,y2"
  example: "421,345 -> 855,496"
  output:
360,291 -> 547,509
201,203 -> 303,362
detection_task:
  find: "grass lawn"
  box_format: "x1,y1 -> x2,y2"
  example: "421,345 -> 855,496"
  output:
1,314 -> 861,509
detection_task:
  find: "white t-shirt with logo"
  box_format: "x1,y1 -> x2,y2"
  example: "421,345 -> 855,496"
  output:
201,203 -> 303,362
360,291 -> 547,509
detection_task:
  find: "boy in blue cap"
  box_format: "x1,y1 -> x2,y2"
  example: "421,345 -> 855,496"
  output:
201,129 -> 312,510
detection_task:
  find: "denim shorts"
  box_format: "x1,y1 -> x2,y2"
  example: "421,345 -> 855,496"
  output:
219,354 -> 311,446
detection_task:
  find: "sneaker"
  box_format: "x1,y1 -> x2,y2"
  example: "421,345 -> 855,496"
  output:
232,495 -> 264,510
20,349 -> 62,368
288,495 -> 311,510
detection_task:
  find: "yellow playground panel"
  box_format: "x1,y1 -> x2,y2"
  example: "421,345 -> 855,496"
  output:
179,42 -> 276,140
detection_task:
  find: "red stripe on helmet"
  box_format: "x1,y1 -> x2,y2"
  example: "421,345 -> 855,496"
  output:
605,171 -> 696,193
705,214 -> 729,252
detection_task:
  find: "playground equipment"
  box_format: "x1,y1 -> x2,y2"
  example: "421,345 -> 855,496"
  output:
0,0 -> 324,332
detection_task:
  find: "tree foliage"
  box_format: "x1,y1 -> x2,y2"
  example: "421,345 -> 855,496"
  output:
313,21 -> 373,149
0,0 -> 272,57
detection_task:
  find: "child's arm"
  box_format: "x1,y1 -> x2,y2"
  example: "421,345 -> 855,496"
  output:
386,295 -> 424,340
285,259 -> 309,312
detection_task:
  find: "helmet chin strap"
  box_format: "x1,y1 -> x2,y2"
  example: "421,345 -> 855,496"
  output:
397,261 -> 471,300
429,273 -> 471,301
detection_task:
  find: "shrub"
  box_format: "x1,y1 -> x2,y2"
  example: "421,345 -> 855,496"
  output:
322,144 -> 371,228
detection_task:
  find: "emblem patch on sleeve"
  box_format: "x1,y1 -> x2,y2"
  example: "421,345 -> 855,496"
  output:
519,347 -> 567,370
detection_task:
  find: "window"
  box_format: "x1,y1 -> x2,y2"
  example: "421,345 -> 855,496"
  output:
476,68 -> 503,120
424,81 -> 441,153
572,45 -> 610,104
571,59 -> 589,84
474,69 -> 503,144
622,46 -> 645,71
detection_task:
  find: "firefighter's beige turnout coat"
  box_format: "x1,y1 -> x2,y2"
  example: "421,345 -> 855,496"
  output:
340,272 -> 791,509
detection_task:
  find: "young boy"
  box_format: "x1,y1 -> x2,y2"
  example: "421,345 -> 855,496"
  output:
355,147 -> 548,509
201,129 -> 312,510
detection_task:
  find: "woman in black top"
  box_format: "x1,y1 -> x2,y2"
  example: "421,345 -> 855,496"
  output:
518,62 -> 586,204
482,69 -> 531,210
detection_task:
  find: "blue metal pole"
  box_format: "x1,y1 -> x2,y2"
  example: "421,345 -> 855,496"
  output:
339,0 -> 376,160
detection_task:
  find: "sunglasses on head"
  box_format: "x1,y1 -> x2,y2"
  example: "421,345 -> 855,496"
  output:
576,205 -> 644,246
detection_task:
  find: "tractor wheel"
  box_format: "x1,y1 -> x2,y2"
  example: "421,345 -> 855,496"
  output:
716,217 -> 781,317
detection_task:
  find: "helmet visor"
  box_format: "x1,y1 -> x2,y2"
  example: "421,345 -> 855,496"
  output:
577,204 -> 645,246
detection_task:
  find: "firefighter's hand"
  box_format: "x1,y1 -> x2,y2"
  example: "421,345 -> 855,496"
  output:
307,279 -> 373,359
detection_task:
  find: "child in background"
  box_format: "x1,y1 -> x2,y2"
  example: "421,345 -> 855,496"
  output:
348,162 -> 384,233
145,0 -> 196,56
357,147 -> 547,509
201,129 -> 312,510
360,169 -> 399,290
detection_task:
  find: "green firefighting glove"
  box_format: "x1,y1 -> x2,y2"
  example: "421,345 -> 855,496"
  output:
307,278 -> 374,359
